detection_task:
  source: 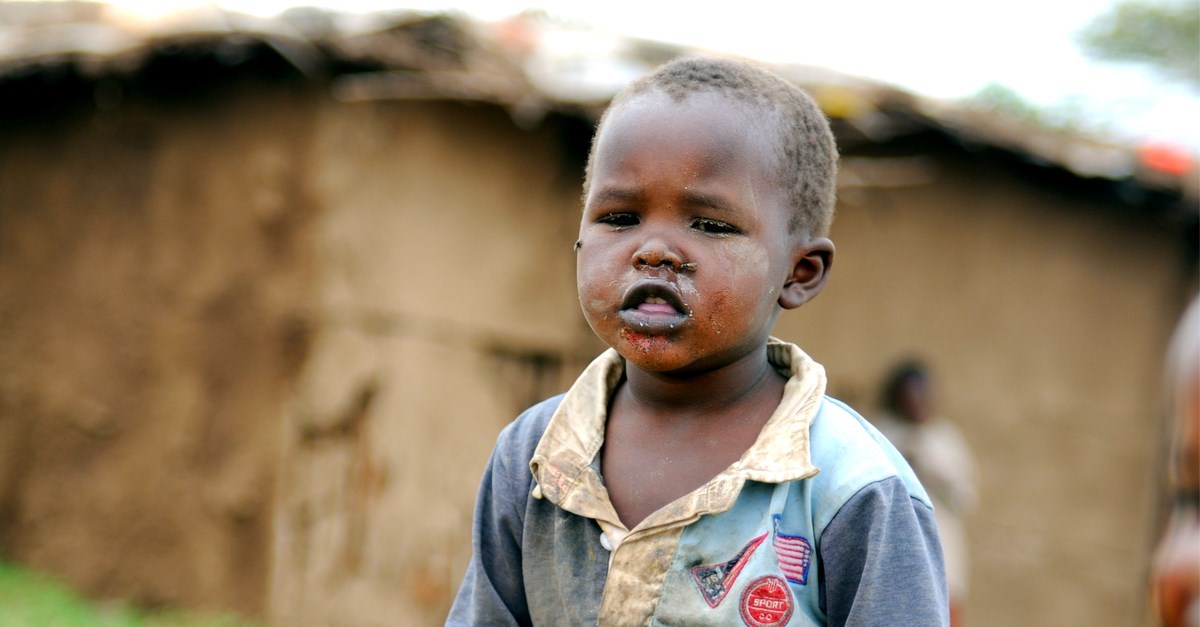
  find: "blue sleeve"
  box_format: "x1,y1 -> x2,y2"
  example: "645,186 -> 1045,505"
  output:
447,397 -> 561,626
446,424 -> 534,626
818,476 -> 949,626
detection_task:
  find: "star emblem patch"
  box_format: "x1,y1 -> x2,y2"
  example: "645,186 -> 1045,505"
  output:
690,533 -> 768,608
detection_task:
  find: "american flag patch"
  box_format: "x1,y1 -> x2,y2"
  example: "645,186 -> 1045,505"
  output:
772,514 -> 812,585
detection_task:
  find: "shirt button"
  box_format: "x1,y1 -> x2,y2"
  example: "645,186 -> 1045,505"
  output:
599,532 -> 613,551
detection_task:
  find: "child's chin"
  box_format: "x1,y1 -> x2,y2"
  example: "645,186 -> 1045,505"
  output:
616,332 -> 691,371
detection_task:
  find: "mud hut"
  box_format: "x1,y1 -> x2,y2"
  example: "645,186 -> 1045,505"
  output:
0,4 -> 1195,625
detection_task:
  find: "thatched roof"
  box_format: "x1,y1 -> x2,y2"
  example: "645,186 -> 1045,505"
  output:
1,1 -> 1195,213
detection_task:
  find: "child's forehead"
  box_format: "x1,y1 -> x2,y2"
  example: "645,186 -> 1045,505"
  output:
597,91 -> 777,163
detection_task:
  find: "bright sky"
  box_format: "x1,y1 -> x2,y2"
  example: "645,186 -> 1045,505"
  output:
97,0 -> 1200,148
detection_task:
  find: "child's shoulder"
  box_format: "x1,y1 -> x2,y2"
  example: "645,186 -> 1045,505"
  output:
806,396 -> 932,515
491,394 -> 566,463
809,396 -> 897,457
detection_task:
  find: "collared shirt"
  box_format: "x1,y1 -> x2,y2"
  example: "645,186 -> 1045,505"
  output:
449,339 -> 948,626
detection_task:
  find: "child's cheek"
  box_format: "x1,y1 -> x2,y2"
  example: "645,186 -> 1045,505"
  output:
722,241 -> 774,301
576,247 -> 621,321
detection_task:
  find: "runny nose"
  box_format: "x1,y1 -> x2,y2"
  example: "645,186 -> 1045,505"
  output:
632,241 -> 683,270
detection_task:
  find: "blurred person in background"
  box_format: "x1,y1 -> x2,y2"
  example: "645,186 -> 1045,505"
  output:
1152,296 -> 1199,627
872,360 -> 977,626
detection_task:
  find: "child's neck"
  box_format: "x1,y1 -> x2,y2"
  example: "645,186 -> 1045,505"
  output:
602,345 -> 787,529
621,345 -> 783,421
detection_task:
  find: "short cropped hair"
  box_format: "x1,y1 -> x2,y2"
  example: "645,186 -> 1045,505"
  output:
584,56 -> 839,237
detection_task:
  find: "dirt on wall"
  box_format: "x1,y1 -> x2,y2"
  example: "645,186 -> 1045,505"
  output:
0,81 -> 319,616
268,97 -> 597,627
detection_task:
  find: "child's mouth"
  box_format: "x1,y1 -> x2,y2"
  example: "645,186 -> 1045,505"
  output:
635,296 -> 679,315
619,282 -> 689,333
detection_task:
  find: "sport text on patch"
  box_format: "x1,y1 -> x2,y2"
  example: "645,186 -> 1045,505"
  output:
739,575 -> 794,626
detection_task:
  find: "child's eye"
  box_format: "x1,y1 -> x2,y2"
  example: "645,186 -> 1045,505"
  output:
692,218 -> 739,235
598,213 -> 639,228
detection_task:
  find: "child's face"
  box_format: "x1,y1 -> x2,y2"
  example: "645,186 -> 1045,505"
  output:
577,91 -> 801,374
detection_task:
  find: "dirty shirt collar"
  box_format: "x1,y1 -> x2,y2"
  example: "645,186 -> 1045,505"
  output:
529,338 -> 825,551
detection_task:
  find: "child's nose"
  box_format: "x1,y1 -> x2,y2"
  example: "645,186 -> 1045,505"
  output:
632,238 -> 684,271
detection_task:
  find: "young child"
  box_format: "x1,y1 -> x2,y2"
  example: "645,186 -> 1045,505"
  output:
1151,296 -> 1199,627
448,56 -> 947,626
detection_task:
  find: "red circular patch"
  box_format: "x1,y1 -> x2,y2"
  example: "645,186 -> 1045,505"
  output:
739,575 -> 793,626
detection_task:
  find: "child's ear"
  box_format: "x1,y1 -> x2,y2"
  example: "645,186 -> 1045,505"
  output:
779,237 -> 834,310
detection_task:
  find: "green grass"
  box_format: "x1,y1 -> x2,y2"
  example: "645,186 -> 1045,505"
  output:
0,561 -> 258,627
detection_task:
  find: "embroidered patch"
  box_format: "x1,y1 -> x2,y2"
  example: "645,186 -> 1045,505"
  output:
690,533 -> 767,608
772,514 -> 812,585
739,575 -> 794,626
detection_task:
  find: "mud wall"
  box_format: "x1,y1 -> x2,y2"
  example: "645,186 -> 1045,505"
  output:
267,99 -> 598,626
0,77 -> 1191,627
0,81 -> 317,615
